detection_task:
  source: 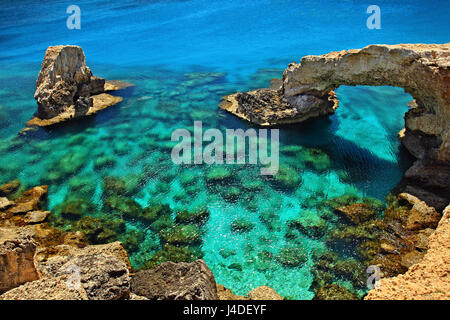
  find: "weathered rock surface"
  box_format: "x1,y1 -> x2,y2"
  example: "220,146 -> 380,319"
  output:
0,276 -> 88,300
335,203 -> 375,224
130,259 -> 219,300
47,254 -> 130,300
27,45 -> 131,128
6,185 -> 48,215
365,204 -> 450,300
222,44 -> 450,159
247,286 -> 284,300
35,241 -> 132,275
0,233 -> 39,293
313,284 -> 359,300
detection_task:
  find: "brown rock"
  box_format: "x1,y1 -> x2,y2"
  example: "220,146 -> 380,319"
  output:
7,185 -> 48,215
221,43 -> 450,163
335,203 -> 375,224
398,193 -> 441,230
247,286 -> 284,300
35,241 -> 132,276
130,260 -> 218,300
313,284 -> 358,300
0,276 -> 88,300
25,45 -> 128,129
400,250 -> 425,268
0,180 -> 20,198
48,254 -> 130,300
34,45 -> 105,119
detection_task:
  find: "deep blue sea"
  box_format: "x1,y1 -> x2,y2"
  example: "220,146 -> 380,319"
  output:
0,0 -> 449,299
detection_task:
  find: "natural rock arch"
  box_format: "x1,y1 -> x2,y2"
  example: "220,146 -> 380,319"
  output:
220,43 -> 450,163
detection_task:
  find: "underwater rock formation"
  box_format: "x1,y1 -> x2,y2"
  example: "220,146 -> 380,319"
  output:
365,204 -> 450,300
221,43 -> 450,210
26,45 -> 132,128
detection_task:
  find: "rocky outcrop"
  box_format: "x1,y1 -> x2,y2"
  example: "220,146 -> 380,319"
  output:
365,204 -> 450,300
221,44 -> 450,161
220,89 -> 338,126
0,232 -> 39,293
130,259 -> 219,300
26,45 -> 132,128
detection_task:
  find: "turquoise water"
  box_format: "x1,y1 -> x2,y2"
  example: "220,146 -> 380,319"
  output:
1,0 -> 449,299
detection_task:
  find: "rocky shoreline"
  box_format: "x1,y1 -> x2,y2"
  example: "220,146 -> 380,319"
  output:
0,180 -> 284,300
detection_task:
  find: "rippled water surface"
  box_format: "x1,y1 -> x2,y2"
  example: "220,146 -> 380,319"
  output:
1,0 -> 449,299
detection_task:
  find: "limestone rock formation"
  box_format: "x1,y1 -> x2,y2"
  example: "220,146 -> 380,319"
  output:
27,45 -> 132,128
130,259 -> 219,300
34,45 -> 105,119
221,44 -> 450,162
0,233 -> 39,293
365,204 -> 450,300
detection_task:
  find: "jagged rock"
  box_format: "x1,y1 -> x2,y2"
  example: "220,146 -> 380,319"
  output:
366,204 -> 450,300
23,211 -> 50,224
0,276 -> 88,300
130,260 -> 218,300
247,286 -> 284,300
220,89 -> 337,126
313,284 -> 359,300
41,254 -> 130,300
0,232 -> 39,293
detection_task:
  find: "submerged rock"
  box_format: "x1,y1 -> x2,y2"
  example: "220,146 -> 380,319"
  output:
131,260 -> 218,300
335,203 -> 376,224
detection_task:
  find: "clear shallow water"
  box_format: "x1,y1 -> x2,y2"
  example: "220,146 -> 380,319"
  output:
0,0 -> 448,299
